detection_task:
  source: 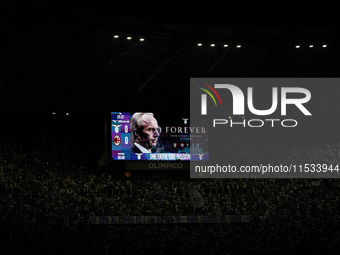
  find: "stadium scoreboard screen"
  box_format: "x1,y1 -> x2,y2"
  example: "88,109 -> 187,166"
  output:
111,112 -> 209,166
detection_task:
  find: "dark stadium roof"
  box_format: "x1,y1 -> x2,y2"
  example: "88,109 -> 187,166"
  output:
1,4 -> 340,117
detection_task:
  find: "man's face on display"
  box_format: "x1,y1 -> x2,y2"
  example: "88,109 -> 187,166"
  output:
135,115 -> 160,149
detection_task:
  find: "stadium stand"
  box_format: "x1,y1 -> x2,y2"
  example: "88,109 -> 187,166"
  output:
1,4 -> 340,255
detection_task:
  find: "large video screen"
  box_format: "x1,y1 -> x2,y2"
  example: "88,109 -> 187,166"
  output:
111,112 -> 209,161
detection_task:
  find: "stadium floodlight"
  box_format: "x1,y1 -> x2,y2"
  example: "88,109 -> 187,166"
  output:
223,44 -> 228,48
66,113 -> 69,116
309,45 -> 314,48
322,44 -> 327,48
139,38 -> 145,41
127,36 -> 132,40
236,45 -> 241,48
210,44 -> 215,47
197,43 -> 202,46
295,45 -> 300,48
114,35 -> 119,38
52,112 -> 56,115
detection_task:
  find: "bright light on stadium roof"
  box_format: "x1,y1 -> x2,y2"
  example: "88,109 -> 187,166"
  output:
236,45 -> 241,48
223,44 -> 228,47
309,45 -> 314,48
52,112 -> 56,115
322,44 -> 327,48
210,44 -> 215,47
197,43 -> 202,46
139,38 -> 145,41
295,45 -> 300,48
66,113 -> 69,116
127,36 -> 132,40
114,35 -> 119,38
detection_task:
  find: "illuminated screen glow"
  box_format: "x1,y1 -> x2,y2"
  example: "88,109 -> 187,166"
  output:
111,112 -> 209,161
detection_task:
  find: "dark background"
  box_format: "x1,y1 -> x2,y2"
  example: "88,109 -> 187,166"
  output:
2,4 -> 340,153
1,3 -> 340,255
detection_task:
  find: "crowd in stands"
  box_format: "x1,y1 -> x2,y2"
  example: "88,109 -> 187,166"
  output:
0,138 -> 339,254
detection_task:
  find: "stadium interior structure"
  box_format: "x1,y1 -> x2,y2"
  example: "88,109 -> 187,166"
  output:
1,4 -> 340,255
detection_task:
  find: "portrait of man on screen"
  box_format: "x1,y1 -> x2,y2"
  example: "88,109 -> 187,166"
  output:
130,112 -> 161,154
